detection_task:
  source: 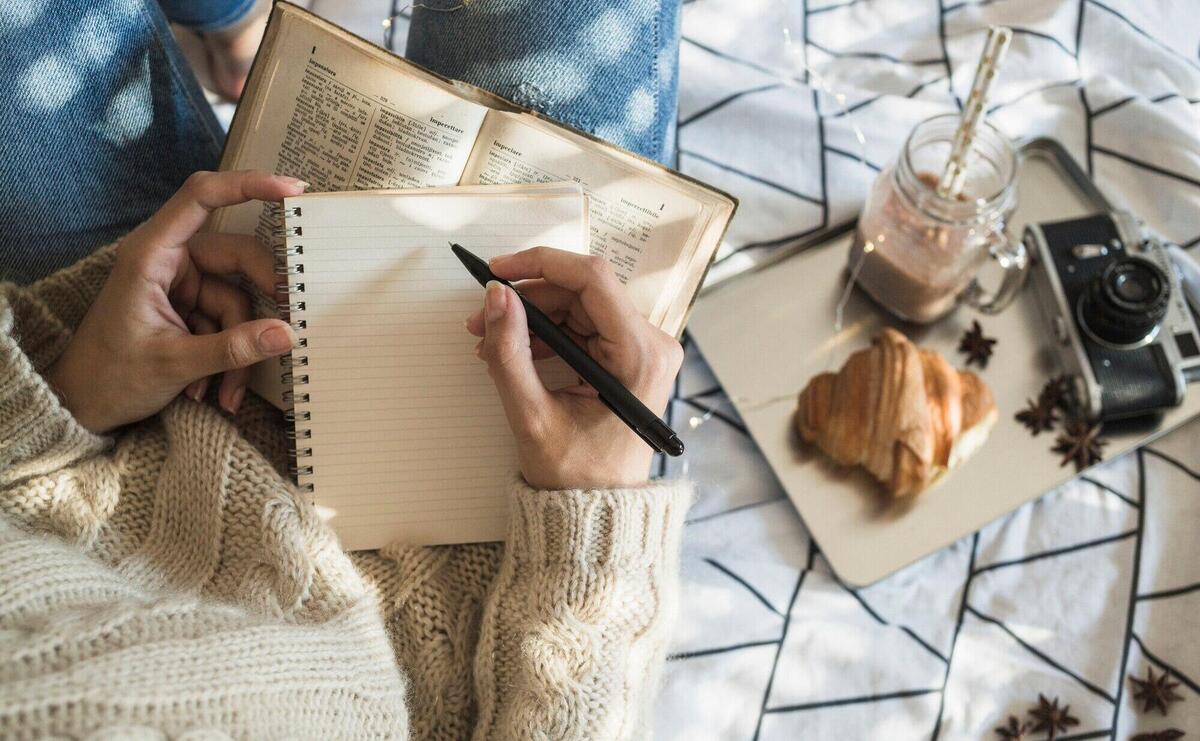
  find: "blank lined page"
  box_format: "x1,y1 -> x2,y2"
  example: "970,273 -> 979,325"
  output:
282,186 -> 587,550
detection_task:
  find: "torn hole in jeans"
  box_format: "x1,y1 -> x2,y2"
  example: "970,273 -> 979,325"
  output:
512,81 -> 552,112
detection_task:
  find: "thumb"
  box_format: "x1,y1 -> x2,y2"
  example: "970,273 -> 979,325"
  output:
482,282 -> 550,413
181,318 -> 297,380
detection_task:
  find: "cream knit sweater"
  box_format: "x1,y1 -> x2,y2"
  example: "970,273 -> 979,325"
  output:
0,246 -> 690,740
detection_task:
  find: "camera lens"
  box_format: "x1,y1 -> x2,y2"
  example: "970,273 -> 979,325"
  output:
1079,257 -> 1171,346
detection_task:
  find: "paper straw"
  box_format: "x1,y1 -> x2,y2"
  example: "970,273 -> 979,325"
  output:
937,26 -> 1013,199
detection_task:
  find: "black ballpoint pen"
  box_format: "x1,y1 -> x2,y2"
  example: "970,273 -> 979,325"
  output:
451,243 -> 684,457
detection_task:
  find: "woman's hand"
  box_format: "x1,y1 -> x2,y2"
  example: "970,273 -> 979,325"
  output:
46,171 -> 306,433
465,248 -> 683,490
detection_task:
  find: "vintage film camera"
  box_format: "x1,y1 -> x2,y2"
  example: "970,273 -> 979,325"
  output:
1025,211 -> 1200,421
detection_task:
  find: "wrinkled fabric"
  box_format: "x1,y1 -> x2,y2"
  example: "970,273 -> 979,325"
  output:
407,0 -> 681,164
0,0 -> 224,283
656,0 -> 1200,738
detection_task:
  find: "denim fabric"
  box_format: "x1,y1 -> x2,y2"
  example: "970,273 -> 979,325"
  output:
406,0 -> 681,165
0,0 -> 225,284
0,0 -> 680,284
158,0 -> 257,33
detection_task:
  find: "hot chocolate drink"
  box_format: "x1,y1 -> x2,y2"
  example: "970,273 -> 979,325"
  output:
847,115 -> 1022,324
851,172 -> 981,323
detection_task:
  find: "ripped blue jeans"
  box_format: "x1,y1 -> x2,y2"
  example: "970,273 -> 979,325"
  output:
407,0 -> 679,165
0,0 -> 681,284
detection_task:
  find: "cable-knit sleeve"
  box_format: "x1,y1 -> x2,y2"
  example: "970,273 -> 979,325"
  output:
0,247 -> 115,488
471,478 -> 691,740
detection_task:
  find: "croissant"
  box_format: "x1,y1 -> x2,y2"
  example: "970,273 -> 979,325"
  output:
795,328 -> 997,497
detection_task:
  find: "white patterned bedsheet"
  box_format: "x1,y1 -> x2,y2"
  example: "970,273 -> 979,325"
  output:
295,2 -> 1200,737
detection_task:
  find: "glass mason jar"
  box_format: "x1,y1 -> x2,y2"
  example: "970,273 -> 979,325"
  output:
848,114 -> 1026,324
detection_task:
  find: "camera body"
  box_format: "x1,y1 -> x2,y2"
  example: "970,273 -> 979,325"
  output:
1025,211 -> 1200,421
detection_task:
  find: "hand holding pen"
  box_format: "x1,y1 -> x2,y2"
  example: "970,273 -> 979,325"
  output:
461,246 -> 684,490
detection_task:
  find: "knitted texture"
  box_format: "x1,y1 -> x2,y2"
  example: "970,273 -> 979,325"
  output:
0,247 -> 691,740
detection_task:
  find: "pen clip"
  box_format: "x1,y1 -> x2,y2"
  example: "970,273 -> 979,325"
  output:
597,393 -> 665,454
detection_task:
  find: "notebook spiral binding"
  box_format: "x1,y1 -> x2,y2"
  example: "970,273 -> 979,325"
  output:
278,204 -> 314,494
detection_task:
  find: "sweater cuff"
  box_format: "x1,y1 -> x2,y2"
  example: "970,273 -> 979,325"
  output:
0,292 -> 107,483
506,478 -> 692,569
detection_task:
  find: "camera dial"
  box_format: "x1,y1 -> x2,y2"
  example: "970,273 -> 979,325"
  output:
1078,256 -> 1170,347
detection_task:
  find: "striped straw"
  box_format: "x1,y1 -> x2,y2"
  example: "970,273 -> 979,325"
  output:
937,26 -> 1013,199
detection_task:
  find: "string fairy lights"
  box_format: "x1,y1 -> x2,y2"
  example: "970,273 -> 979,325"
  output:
683,0 -> 876,431
383,1 -> 470,51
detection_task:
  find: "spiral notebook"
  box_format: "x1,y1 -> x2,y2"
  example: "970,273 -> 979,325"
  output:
278,183 -> 588,549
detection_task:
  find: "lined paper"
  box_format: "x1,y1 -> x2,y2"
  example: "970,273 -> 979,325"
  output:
282,185 -> 588,549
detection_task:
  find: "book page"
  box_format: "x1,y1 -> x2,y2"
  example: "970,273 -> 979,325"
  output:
215,5 -> 493,406
283,186 -> 587,549
460,111 -> 727,333
214,6 -> 490,239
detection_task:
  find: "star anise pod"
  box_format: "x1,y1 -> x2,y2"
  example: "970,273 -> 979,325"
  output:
1028,694 -> 1080,740
1016,396 -> 1059,435
1038,374 -> 1072,411
1052,419 -> 1108,472
958,320 -> 997,368
1132,730 -> 1186,741
1130,666 -> 1184,716
994,714 -> 1030,739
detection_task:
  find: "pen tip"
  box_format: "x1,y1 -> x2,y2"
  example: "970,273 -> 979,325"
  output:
664,435 -> 685,457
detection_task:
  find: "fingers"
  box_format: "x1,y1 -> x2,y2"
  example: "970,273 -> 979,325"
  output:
187,232 -> 278,299
465,280 -> 592,361
488,249 -> 640,338
464,279 -> 596,338
168,259 -> 203,328
183,313 -> 218,402
476,331 -> 581,361
141,170 -> 307,248
170,270 -> 295,401
194,275 -> 260,412
179,317 -> 296,386
480,282 -> 551,435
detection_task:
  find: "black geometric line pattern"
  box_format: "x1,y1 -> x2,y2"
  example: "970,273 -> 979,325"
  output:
1144,446 -> 1200,479
1093,147 -> 1200,190
764,687 -> 943,714
1057,731 -> 1114,741
678,83 -> 784,127
317,3 -> 1200,739
753,542 -> 816,741
669,639 -> 782,661
678,149 -> 824,206
1079,475 -> 1139,508
676,396 -> 747,435
930,532 -> 979,740
680,0 -> 1198,278
1085,0 -> 1200,72
806,40 -> 946,67
1008,26 -> 1078,59
1137,581 -> 1200,603
706,557 -> 785,616
970,529 -> 1138,576
1132,633 -> 1200,696
966,604 -> 1118,703
832,569 -> 951,664
1110,449 -> 1147,735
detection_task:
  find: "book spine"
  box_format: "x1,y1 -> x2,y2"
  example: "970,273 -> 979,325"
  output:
274,204 -> 314,495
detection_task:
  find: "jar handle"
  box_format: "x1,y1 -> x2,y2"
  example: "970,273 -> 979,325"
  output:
963,228 -> 1029,314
